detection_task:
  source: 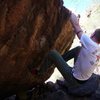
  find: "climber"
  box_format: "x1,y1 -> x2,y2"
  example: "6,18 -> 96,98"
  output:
30,12 -> 100,96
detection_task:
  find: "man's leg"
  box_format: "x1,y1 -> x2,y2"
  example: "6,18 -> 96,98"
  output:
39,46 -> 81,74
29,46 -> 81,75
62,46 -> 81,63
39,50 -> 80,87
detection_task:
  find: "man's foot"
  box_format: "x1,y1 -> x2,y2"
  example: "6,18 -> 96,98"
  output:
28,67 -> 45,76
30,68 -> 38,75
27,62 -> 43,75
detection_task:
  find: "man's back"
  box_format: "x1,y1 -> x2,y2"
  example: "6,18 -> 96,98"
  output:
72,34 -> 100,80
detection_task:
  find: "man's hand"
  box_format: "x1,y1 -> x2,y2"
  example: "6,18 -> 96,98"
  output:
70,12 -> 79,26
70,12 -> 83,39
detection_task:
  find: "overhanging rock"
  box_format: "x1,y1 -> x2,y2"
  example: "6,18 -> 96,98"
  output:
0,0 -> 74,98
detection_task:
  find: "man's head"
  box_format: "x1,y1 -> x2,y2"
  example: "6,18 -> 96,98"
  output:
91,29 -> 100,44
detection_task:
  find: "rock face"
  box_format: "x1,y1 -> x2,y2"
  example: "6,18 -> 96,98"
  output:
0,0 -> 74,98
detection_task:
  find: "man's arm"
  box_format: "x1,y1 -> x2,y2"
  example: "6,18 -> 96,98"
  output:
70,12 -> 83,39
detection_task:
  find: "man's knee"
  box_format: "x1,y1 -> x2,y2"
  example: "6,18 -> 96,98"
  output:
47,50 -> 62,61
48,50 -> 60,57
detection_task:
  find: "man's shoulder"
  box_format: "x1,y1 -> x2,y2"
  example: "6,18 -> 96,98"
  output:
80,34 -> 90,42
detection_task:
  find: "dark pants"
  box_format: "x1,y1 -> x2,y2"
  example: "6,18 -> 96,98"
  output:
62,46 -> 81,64
40,46 -> 81,87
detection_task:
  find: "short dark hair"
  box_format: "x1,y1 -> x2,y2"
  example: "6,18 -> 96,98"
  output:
94,29 -> 100,43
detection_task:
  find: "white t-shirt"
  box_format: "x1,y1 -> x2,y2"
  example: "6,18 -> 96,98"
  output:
72,34 -> 100,81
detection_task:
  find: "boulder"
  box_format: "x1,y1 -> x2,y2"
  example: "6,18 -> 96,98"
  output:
0,0 -> 74,98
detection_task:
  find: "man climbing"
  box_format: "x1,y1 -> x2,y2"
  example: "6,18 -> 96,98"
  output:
31,12 -> 100,96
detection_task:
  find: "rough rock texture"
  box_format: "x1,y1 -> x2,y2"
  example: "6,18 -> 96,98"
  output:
0,0 -> 74,98
30,81 -> 100,100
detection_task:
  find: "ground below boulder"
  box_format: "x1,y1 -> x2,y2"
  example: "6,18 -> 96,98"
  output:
4,75 -> 100,100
